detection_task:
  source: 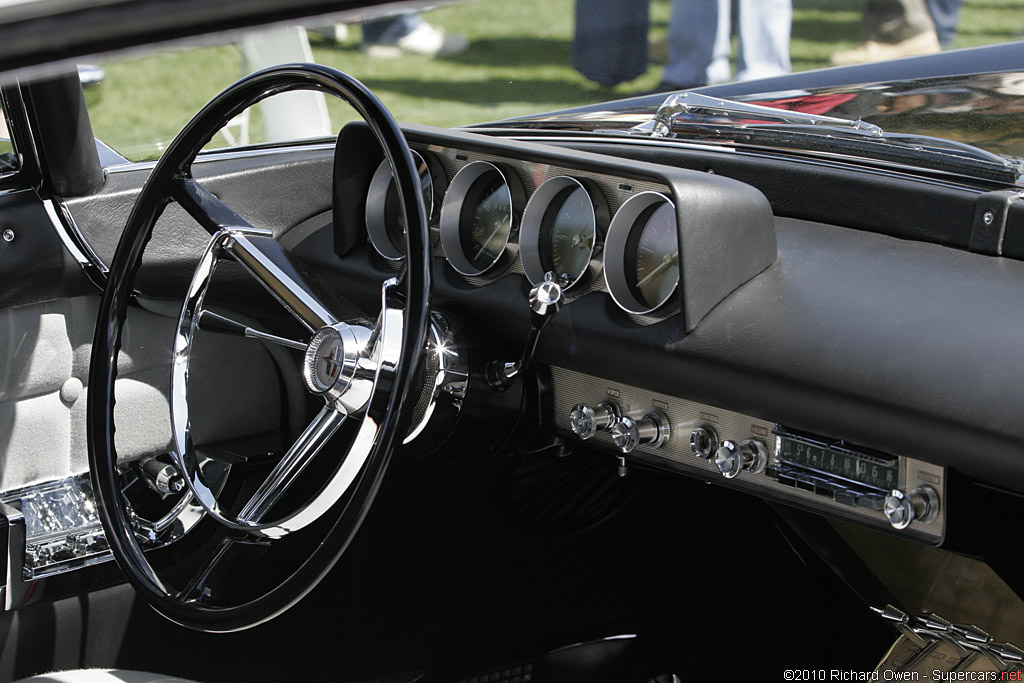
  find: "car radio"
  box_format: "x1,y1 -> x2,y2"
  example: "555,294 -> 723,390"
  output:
550,366 -> 945,544
769,428 -> 939,531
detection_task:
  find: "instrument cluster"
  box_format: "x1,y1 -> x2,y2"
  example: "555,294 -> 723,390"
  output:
364,145 -> 682,318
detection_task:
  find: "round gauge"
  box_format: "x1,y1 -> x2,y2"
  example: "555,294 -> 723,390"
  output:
365,150 -> 436,260
440,161 -> 523,276
520,176 -> 606,288
604,192 -> 680,315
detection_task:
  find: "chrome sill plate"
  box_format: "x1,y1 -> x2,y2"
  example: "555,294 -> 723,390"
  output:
1,473 -> 111,581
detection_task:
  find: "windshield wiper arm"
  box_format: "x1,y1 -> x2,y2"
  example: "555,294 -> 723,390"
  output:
634,92 -> 884,138
630,92 -> 1023,184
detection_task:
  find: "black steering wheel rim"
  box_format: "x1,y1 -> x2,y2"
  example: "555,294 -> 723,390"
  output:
87,63 -> 430,632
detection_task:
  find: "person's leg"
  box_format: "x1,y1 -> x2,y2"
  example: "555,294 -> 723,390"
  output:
572,0 -> 650,87
861,0 -> 933,42
362,12 -> 422,45
361,11 -> 468,58
832,0 -> 939,65
662,0 -> 730,88
735,0 -> 791,82
925,0 -> 963,48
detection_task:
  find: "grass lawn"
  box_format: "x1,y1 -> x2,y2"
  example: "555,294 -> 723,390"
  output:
87,0 -> 1024,160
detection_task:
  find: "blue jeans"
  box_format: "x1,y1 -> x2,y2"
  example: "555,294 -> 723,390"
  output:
926,0 -> 962,47
663,0 -> 792,87
572,0 -> 650,87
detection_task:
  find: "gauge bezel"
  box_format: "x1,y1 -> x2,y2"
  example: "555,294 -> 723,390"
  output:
520,176 -> 606,289
604,191 -> 679,315
365,150 -> 433,261
439,160 -> 523,277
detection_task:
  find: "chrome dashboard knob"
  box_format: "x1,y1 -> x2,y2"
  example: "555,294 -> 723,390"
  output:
689,425 -> 719,459
713,439 -> 767,479
884,486 -> 939,530
609,410 -> 670,453
569,402 -> 619,440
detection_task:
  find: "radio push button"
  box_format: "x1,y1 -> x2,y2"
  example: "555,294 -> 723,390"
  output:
713,439 -> 768,479
609,410 -> 670,453
569,402 -> 620,440
883,486 -> 939,530
856,493 -> 886,511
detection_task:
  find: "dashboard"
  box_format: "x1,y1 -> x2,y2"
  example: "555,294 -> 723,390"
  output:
330,123 -> 964,546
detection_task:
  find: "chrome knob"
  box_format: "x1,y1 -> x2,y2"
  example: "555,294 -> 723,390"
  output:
884,486 -> 939,530
713,441 -> 742,478
739,438 -> 768,474
690,425 -> 719,459
569,402 -> 619,440
713,439 -> 767,479
609,410 -> 670,453
140,456 -> 185,495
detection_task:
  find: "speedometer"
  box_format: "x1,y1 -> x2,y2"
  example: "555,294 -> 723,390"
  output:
440,161 -> 524,276
520,176 -> 607,288
604,192 -> 680,315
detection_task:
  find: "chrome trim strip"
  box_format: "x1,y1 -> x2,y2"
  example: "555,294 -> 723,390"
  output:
41,198 -> 89,264
43,197 -> 108,290
499,134 -> 994,193
103,141 -> 338,175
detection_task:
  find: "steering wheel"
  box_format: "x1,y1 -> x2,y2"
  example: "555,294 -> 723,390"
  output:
87,64 -> 430,632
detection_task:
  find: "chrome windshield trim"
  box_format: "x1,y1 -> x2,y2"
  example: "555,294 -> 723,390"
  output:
497,133 -> 1006,192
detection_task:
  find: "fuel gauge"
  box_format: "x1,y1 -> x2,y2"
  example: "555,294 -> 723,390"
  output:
604,192 -> 680,314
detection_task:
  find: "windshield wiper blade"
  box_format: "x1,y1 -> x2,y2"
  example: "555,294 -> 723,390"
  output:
631,92 -> 1023,184
633,92 -> 884,138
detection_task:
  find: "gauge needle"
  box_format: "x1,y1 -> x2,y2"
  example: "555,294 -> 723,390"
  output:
556,223 -> 591,272
635,251 -> 679,290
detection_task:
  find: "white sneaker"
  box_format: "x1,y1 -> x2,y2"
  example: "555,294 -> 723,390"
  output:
830,31 -> 940,66
362,22 -> 469,58
309,23 -> 349,43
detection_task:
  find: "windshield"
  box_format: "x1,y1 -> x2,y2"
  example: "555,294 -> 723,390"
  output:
83,0 -> 1024,171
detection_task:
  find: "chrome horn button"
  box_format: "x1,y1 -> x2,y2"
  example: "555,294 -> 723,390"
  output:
304,327 -> 347,394
302,324 -> 369,401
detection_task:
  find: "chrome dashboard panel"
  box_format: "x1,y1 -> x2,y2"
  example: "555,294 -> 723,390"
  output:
336,122 -> 778,333
421,141 -> 676,323
550,366 -> 946,544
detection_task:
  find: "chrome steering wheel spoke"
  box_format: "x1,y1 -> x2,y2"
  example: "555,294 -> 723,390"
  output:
220,230 -> 339,332
236,404 -> 347,525
171,227 -> 403,539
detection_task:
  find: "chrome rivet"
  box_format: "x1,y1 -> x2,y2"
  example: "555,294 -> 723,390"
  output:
2,229 -> 13,242
983,210 -> 995,225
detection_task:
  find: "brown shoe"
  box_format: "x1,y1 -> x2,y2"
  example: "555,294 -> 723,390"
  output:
830,31 -> 941,66
649,37 -> 668,65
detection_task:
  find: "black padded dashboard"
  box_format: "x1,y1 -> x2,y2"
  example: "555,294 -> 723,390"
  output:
323,123 -> 1024,513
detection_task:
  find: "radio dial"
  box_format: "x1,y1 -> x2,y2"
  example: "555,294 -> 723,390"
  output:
609,410 -> 670,453
713,439 -> 767,479
569,402 -> 619,440
884,486 -> 939,530
690,426 -> 719,459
